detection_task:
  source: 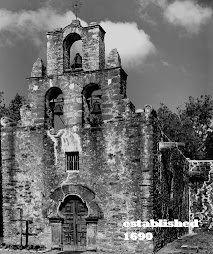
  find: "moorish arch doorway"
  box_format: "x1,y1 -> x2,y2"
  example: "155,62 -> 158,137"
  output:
49,184 -> 103,251
59,195 -> 88,251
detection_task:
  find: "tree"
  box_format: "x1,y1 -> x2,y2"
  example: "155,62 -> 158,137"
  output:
157,103 -> 195,159
204,132 -> 213,159
7,93 -> 26,122
178,95 -> 213,159
157,95 -> 213,160
0,92 -> 9,119
157,103 -> 183,141
0,92 -> 26,122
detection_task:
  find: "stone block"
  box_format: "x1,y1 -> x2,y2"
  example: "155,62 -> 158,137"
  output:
107,49 -> 121,68
31,58 -> 46,77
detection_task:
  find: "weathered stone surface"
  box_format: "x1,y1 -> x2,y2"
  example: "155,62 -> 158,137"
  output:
107,48 -> 121,68
0,117 -> 17,127
189,160 -> 213,232
31,58 -> 46,77
0,18 -> 192,254
1,111 -> 160,252
19,104 -> 34,126
47,20 -> 105,75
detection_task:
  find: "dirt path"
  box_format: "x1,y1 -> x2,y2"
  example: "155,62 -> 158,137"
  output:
156,232 -> 213,253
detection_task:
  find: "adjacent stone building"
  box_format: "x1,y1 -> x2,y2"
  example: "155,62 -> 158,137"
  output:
189,160 -> 213,232
0,19 -> 190,253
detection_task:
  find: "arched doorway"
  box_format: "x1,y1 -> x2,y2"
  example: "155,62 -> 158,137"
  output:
59,195 -> 88,251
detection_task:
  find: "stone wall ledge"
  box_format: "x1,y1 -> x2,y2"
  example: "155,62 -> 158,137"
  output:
42,66 -> 123,77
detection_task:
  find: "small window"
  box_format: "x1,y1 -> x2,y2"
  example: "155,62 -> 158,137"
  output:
66,152 -> 79,171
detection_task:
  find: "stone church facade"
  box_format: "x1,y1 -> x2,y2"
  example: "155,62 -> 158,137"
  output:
0,19 -> 192,253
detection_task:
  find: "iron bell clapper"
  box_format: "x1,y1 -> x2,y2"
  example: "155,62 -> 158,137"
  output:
91,101 -> 101,114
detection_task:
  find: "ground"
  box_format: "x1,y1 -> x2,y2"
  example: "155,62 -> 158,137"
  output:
155,232 -> 213,253
1,232 -> 213,254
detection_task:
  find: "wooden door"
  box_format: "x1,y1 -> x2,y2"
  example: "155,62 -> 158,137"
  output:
61,195 -> 88,251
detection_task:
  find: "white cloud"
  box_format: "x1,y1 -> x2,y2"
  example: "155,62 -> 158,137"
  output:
137,0 -> 212,34
100,21 -> 155,68
0,7 -> 87,46
137,0 -> 167,10
0,7 -> 155,69
137,0 -> 167,24
164,0 -> 212,34
0,7 -> 87,32
161,60 -> 170,67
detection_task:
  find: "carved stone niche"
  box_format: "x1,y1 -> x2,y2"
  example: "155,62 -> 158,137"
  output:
49,217 -> 64,250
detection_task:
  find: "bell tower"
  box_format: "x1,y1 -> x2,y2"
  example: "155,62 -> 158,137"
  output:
46,19 -> 105,76
26,19 -> 131,129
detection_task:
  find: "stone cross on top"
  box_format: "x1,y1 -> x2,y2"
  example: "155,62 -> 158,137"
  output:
72,0 -> 82,20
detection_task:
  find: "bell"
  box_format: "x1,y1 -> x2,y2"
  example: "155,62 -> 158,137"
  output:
54,104 -> 63,115
91,101 -> 101,114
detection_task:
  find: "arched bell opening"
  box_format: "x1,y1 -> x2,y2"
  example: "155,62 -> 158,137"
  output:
82,83 -> 102,127
63,33 -> 83,71
45,87 -> 64,130
70,40 -> 83,70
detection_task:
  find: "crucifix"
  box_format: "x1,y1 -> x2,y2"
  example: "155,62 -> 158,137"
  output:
12,208 -> 33,248
72,0 -> 82,20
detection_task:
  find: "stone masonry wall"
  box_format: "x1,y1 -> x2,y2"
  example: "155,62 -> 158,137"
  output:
28,67 -> 128,127
46,20 -> 105,75
83,24 -> 105,71
0,17 -> 192,253
1,111 -> 157,253
47,28 -> 63,76
1,103 -> 191,253
1,126 -> 51,248
189,160 -> 213,232
44,113 -> 156,253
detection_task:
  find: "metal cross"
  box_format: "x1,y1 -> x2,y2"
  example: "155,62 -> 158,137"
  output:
72,0 -> 82,20
11,207 -> 33,248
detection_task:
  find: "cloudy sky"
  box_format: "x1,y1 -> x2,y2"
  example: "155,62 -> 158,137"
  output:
0,0 -> 212,111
